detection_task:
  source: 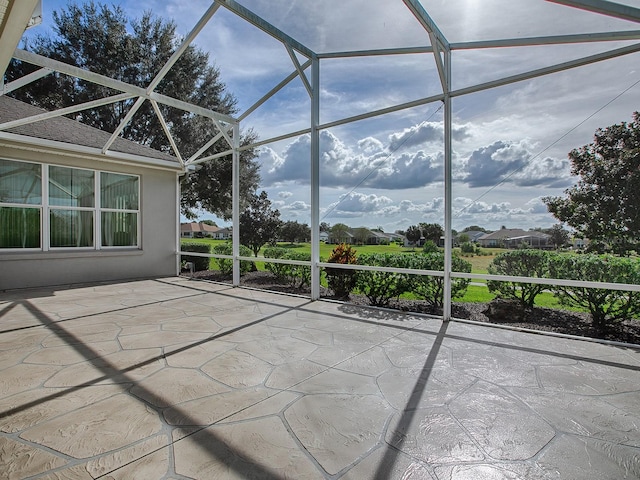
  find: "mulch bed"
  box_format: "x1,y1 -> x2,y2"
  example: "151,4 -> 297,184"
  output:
189,270 -> 640,346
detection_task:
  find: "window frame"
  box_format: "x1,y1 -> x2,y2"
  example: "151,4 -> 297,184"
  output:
0,158 -> 141,252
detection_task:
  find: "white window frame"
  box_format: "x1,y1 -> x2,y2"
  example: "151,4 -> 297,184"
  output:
0,158 -> 140,252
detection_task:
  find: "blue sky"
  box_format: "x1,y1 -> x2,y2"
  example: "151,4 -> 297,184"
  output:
25,0 -> 640,233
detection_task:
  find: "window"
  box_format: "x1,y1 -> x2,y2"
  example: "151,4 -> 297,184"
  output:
0,159 -> 41,249
49,166 -> 95,248
0,159 -> 140,250
101,172 -> 139,247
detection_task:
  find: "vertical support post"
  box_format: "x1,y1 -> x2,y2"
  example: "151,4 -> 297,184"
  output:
176,172 -> 181,276
232,121 -> 241,286
443,49 -> 453,321
310,55 -> 321,300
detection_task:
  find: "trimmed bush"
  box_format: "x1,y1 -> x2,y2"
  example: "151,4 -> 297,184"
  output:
212,243 -> 254,276
407,253 -> 472,307
422,240 -> 439,254
355,253 -> 412,307
487,250 -> 551,308
263,248 -> 312,288
548,253 -> 640,332
180,243 -> 211,271
263,247 -> 291,281
325,244 -> 358,298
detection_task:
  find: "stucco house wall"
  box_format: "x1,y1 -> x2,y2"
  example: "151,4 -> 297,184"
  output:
0,96 -> 182,291
0,145 -> 179,290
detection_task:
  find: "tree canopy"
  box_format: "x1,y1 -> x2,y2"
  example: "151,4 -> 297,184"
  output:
419,223 -> 443,243
280,220 -> 310,243
239,191 -> 282,257
544,113 -> 640,255
7,1 -> 260,220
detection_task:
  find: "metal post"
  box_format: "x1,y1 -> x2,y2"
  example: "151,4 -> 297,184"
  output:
232,122 -> 240,286
310,55 -> 321,300
443,49 -> 453,321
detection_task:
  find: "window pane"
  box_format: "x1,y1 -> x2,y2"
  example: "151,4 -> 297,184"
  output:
101,173 -> 138,210
49,166 -> 95,207
0,207 -> 40,248
102,212 -> 137,246
0,159 -> 42,204
50,210 -> 94,247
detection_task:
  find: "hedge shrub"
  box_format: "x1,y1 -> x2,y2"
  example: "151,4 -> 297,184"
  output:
180,243 -> 211,271
212,243 -> 254,276
487,250 -> 551,308
407,253 -> 472,307
355,253 -> 413,307
263,248 -> 312,288
263,247 -> 291,281
548,253 -> 640,331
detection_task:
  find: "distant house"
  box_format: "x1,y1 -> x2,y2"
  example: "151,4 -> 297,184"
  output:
328,228 -> 401,245
213,227 -> 232,240
457,230 -> 486,243
477,228 -> 552,249
180,222 -> 220,238
319,231 -> 329,242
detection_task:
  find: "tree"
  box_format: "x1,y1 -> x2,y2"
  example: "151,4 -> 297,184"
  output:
280,221 -> 310,243
353,227 -> 370,245
544,113 -> 640,255
201,219 -> 217,227
6,1 -> 260,220
319,222 -> 331,232
405,225 -> 421,247
239,191 -> 282,257
330,223 -> 350,244
458,233 -> 470,244
419,223 -> 444,244
545,224 -> 570,249
462,225 -> 489,233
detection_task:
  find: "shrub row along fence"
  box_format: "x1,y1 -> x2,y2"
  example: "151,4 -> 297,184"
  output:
487,249 -> 640,331
181,243 -> 640,331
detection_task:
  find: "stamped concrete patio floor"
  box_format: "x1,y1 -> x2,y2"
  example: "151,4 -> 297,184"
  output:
1,277 -> 640,479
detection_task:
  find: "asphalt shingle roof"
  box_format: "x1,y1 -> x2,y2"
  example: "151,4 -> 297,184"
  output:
0,95 -> 180,164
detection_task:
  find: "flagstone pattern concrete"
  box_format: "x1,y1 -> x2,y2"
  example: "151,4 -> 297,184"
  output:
0,277 -> 639,479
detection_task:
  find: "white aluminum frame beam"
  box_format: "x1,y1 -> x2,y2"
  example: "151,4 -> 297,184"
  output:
12,50 -> 236,124
0,0 -> 40,77
547,0 -> 640,23
238,60 -> 312,122
217,0 -> 314,58
1,67 -> 52,95
451,30 -> 640,50
0,92 -> 135,131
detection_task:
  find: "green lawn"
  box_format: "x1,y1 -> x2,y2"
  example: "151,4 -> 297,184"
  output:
180,238 -> 505,273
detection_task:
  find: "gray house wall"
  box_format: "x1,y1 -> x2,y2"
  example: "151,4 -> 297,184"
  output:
0,145 -> 179,290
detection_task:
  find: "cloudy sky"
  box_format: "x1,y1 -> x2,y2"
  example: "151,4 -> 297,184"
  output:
30,0 -> 640,233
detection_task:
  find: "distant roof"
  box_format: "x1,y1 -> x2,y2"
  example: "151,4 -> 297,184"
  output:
0,95 -> 180,166
479,229 -> 550,240
180,222 -> 220,233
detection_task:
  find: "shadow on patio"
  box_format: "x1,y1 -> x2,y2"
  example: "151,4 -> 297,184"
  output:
1,276 -> 639,479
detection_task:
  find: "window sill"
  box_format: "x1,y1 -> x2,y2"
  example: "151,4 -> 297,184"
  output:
0,249 -> 143,261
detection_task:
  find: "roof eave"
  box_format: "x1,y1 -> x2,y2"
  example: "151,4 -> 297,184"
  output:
0,131 -> 184,172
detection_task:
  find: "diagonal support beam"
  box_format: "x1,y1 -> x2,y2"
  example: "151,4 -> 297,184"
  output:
217,0 -> 314,58
13,49 -> 237,124
151,100 -> 184,165
0,92 -> 134,130
239,59 -> 312,121
286,45 -> 312,97
547,0 -> 640,23
1,67 -> 52,95
402,0 -> 449,49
